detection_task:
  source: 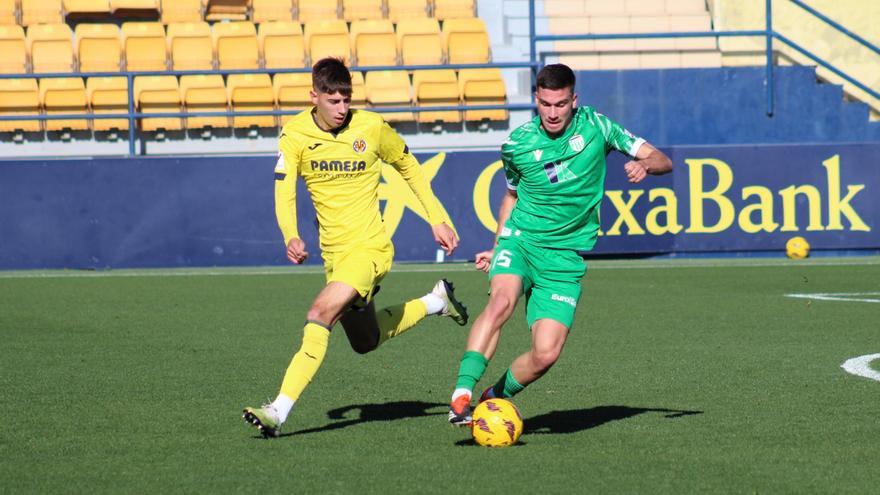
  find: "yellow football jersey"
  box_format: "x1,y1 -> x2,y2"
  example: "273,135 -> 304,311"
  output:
274,108 -> 445,253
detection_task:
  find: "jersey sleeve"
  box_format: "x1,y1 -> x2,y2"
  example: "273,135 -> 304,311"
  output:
500,139 -> 521,190
592,111 -> 646,157
378,121 -> 445,225
274,133 -> 301,245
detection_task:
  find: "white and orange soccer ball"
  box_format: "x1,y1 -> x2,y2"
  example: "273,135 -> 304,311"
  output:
786,236 -> 810,259
471,398 -> 523,447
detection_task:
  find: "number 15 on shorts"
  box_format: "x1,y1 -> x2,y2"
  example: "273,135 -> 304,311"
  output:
492,249 -> 513,270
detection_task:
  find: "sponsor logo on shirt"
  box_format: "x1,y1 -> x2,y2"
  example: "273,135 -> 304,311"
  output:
311,160 -> 367,172
551,294 -> 577,307
569,134 -> 585,152
352,138 -> 367,153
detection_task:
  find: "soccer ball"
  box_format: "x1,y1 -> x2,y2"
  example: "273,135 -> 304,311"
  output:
471,398 -> 523,447
785,236 -> 810,259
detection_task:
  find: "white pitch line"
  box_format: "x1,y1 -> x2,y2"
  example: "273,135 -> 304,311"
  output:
785,293 -> 880,304
0,257 -> 878,280
841,354 -> 880,382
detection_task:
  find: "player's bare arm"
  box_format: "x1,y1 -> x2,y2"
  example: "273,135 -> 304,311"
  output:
475,188 -> 518,272
624,142 -> 673,183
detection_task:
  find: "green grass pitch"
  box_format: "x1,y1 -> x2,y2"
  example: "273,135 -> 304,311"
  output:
1,257 -> 879,493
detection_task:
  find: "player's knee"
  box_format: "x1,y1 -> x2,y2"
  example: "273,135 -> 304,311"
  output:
531,347 -> 562,373
305,305 -> 333,324
485,294 -> 516,323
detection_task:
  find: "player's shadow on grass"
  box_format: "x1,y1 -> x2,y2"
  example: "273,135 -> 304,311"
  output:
281,400 -> 446,437
525,405 -> 703,435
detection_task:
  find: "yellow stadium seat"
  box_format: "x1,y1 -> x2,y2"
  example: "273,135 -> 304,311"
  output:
387,0 -> 428,22
273,72 -> 311,124
0,0 -> 16,24
110,0 -> 161,18
433,0 -> 474,20
412,69 -> 460,124
304,20 -> 350,66
167,22 -> 214,71
442,17 -> 490,64
298,0 -> 339,24
21,0 -> 64,26
252,0 -> 294,23
213,21 -> 258,70
0,25 -> 27,75
134,75 -> 181,131
365,70 -> 412,122
76,24 -> 122,73
87,76 -> 129,131
397,18 -> 443,65
205,0 -> 248,21
180,74 -> 228,129
40,77 -> 89,131
63,0 -> 112,20
342,0 -> 382,21
227,73 -> 274,128
160,0 -> 203,23
350,20 -> 396,67
0,78 -> 41,132
27,23 -> 75,74
350,70 -> 365,108
259,21 -> 305,69
122,22 -> 168,71
458,68 -> 507,121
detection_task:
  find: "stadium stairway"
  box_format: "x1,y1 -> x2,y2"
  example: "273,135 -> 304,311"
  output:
577,65 -> 880,146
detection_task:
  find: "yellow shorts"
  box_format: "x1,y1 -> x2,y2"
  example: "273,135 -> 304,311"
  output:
322,241 -> 394,306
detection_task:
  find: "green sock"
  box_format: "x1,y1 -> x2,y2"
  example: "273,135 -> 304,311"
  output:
454,350 -> 489,392
492,368 -> 525,398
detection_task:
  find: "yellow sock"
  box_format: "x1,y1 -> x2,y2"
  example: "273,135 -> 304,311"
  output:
376,299 -> 428,345
278,322 -> 330,401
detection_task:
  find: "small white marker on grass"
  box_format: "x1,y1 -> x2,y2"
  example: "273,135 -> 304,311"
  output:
841,354 -> 880,382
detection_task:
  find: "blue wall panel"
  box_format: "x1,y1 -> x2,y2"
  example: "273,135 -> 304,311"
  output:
0,143 -> 877,269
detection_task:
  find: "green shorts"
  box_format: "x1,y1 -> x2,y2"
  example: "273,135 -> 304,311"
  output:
488,236 -> 586,329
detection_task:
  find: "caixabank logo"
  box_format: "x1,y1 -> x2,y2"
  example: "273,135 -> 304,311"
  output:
376,145 -> 877,254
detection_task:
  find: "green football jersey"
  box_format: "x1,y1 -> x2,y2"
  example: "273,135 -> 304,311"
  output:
500,106 -> 644,250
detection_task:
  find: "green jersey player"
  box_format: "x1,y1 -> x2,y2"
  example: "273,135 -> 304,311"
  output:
448,64 -> 673,425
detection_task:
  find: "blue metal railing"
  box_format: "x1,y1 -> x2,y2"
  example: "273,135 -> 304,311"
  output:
529,0 -> 879,120
1,0 -> 877,156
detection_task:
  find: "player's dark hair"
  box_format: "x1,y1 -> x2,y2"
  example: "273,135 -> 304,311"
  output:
536,64 -> 576,92
312,57 -> 352,97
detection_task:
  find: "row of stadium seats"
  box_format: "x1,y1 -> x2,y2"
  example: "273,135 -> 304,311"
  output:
0,68 -> 506,134
0,0 -> 474,25
0,18 -> 489,73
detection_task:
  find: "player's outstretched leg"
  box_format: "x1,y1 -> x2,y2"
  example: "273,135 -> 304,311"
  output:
242,404 -> 282,438
431,278 -> 469,326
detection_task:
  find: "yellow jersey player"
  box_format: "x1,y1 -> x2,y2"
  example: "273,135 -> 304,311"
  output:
243,58 -> 469,438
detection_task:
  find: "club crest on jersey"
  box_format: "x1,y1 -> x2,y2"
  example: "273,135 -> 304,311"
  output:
352,138 -> 367,153
533,149 -> 543,161
568,134 -> 585,152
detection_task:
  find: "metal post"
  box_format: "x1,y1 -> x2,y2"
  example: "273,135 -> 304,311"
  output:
127,73 -> 136,156
765,0 -> 774,116
528,0 -> 536,102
